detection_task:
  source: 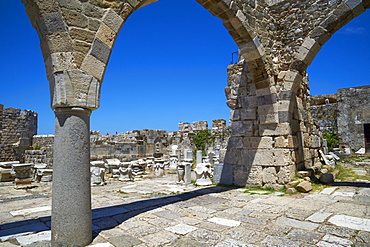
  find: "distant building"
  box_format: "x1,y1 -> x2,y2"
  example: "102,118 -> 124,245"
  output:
311,85 -> 370,153
0,104 -> 37,162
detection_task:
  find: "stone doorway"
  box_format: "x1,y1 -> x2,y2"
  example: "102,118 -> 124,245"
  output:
364,124 -> 370,153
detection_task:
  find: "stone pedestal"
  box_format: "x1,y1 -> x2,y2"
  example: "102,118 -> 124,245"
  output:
177,162 -> 192,184
12,163 -> 33,189
51,107 -> 92,247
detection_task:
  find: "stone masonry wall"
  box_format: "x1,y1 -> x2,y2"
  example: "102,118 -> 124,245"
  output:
0,105 -> 38,162
337,86 -> 370,152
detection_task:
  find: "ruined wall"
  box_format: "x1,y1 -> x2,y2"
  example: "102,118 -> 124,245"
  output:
310,103 -> 338,131
32,120 -> 229,163
337,86 -> 370,152
0,105 -> 38,162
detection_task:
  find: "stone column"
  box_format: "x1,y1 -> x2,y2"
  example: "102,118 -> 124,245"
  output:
51,107 -> 92,247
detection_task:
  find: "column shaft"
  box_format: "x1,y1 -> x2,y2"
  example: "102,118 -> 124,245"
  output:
51,107 -> 92,247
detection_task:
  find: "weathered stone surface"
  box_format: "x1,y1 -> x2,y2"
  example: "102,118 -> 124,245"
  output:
296,181 -> 312,193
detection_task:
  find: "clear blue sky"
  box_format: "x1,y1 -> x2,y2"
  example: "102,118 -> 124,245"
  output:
0,1 -> 369,135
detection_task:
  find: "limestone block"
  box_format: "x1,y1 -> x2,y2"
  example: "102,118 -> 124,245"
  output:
73,40 -> 91,55
301,37 -> 322,55
345,0 -> 365,17
96,23 -> 116,48
294,46 -> 316,66
41,32 -> 73,59
88,18 -> 101,31
231,120 -> 254,136
39,12 -> 67,36
59,0 -> 83,12
245,165 -> 263,186
257,94 -> 277,106
239,37 -> 264,62
258,103 -> 279,124
119,3 -> 134,20
61,8 -> 88,28
277,165 -> 293,184
243,137 -> 273,149
70,27 -> 95,43
81,55 -> 106,82
90,39 -> 111,64
240,109 -> 256,120
259,123 -> 292,136
249,149 -> 274,166
224,148 -> 242,165
274,135 -> 296,148
273,149 -> 294,166
82,2 -> 104,19
310,26 -> 332,46
240,95 -> 257,108
127,0 -> 140,8
230,109 -> 240,121
227,137 -> 243,149
45,52 -> 76,76
256,85 -> 276,97
262,167 -> 276,184
102,9 -> 124,33
296,181 -> 312,192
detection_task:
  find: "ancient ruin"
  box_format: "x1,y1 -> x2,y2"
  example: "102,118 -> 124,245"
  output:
12,0 -> 370,245
311,85 -> 370,153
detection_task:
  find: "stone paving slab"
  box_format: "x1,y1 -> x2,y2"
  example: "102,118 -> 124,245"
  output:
0,175 -> 369,246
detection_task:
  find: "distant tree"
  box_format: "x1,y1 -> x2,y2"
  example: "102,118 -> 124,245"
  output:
189,130 -> 215,156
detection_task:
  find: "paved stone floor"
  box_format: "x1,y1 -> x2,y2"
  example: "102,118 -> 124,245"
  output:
0,174 -> 370,247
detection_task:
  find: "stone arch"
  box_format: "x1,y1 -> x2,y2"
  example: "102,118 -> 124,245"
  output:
22,0 -> 269,112
287,1 -> 370,169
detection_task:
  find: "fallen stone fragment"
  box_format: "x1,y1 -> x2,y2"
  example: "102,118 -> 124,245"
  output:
296,181 -> 312,193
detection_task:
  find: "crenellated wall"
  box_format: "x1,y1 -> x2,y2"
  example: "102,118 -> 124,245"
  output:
0,104 -> 38,162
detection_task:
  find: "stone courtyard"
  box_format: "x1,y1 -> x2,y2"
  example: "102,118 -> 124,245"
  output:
1,171 -> 370,247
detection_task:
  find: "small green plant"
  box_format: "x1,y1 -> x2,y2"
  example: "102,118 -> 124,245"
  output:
323,128 -> 339,152
189,130 -> 216,156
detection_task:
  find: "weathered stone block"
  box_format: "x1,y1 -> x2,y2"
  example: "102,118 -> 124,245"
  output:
73,40 -> 91,55
259,123 -> 292,136
102,9 -> 124,33
41,32 -> 73,60
231,120 -> 254,136
49,69 -> 101,109
82,2 -> 104,19
81,55 -> 106,82
258,104 -> 279,124
243,137 -> 272,149
96,23 -> 117,48
257,94 -> 277,106
295,46 -> 316,66
59,0 -> 83,12
262,167 -> 276,184
90,39 -> 111,64
240,109 -> 256,120
70,27 -> 95,43
296,181 -> 312,192
88,18 -> 101,31
45,52 -> 76,75
245,165 -> 262,186
61,8 -> 88,28
345,0 -> 365,17
39,12 -> 67,35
